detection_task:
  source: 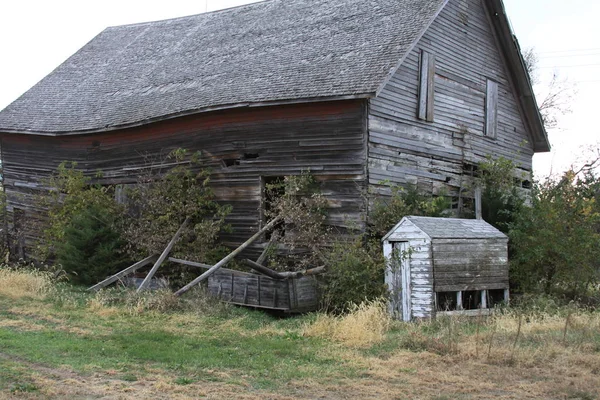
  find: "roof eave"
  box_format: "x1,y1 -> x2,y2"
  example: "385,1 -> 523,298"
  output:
486,0 -> 550,153
0,93 -> 375,137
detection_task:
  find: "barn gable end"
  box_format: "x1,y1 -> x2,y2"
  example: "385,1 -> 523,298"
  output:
368,0 -> 540,202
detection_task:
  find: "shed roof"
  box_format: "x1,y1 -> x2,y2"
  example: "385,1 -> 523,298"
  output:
384,216 -> 508,241
0,0 -> 446,135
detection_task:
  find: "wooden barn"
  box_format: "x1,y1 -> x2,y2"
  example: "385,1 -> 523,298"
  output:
0,0 -> 549,258
383,216 -> 509,321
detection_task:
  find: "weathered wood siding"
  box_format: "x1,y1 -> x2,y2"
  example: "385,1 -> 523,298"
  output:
432,238 -> 509,292
207,268 -> 320,313
0,100 -> 367,256
369,0 -> 534,199
385,219 -> 434,319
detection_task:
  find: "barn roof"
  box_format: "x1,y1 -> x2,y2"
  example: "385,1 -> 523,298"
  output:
383,216 -> 508,241
0,0 -> 446,135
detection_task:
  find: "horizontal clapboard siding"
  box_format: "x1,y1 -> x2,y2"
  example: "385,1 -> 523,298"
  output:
432,238 -> 509,292
368,0 -> 534,199
1,100 -> 367,257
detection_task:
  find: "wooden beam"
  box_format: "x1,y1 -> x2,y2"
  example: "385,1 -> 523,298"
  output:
256,231 -> 279,266
168,258 -> 212,269
88,254 -> 158,292
137,217 -> 190,292
244,259 -> 325,280
174,216 -> 282,297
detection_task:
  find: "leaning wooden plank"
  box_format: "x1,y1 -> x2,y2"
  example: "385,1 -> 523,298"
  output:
137,217 -> 190,292
88,254 -> 159,292
243,259 -> 286,280
168,258 -> 212,269
244,259 -> 326,280
255,230 -> 279,266
175,216 -> 282,297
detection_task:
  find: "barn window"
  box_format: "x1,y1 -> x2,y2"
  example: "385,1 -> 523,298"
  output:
485,79 -> 499,138
418,50 -> 435,122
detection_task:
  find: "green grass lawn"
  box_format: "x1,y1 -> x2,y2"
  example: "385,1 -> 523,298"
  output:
1,271 -> 599,399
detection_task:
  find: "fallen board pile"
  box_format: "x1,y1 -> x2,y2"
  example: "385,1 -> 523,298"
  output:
88,216 -> 322,313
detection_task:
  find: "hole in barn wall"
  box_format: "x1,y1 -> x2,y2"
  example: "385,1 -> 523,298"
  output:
222,158 -> 240,168
243,153 -> 259,160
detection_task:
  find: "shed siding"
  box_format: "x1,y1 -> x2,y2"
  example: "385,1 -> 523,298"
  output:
1,100 -> 367,256
432,238 -> 509,292
368,0 -> 534,199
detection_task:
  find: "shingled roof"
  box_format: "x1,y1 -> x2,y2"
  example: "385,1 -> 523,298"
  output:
383,216 -> 508,241
0,0 -> 446,135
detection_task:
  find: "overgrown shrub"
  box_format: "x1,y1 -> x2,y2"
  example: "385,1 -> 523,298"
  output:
55,203 -> 128,285
37,162 -> 128,283
477,156 -> 527,233
321,239 -> 387,313
123,149 -> 231,264
369,183 -> 450,238
263,172 -> 330,269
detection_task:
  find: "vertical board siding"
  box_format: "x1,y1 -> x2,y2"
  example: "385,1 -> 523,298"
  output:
369,0 -> 534,198
1,100 -> 367,256
384,220 -> 434,320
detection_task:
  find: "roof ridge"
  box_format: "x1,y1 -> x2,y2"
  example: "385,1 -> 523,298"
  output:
105,0 -> 273,30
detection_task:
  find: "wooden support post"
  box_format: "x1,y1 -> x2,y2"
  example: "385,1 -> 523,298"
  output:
88,254 -> 159,292
475,186 -> 483,220
174,216 -> 282,297
137,217 -> 190,292
481,290 -> 488,309
457,291 -> 463,310
256,231 -> 279,266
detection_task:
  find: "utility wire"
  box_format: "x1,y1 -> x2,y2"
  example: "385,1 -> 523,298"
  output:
537,47 -> 600,54
537,63 -> 600,69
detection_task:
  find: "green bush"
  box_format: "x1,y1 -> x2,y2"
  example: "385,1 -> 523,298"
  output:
123,149 -> 231,264
321,239 -> 387,313
369,184 -> 450,238
56,203 -> 127,285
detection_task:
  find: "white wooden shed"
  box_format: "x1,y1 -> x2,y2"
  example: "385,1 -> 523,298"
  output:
383,216 -> 509,321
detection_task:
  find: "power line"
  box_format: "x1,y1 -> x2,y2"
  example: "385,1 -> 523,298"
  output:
537,63 -> 600,69
537,47 -> 600,55
538,52 -> 600,59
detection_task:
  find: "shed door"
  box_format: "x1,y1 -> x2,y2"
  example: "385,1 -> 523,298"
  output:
394,242 -> 411,322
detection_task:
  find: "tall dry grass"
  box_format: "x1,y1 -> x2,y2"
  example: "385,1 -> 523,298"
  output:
303,299 -> 390,347
0,266 -> 54,299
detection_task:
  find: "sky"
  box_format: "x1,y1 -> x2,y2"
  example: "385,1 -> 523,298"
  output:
0,0 -> 598,179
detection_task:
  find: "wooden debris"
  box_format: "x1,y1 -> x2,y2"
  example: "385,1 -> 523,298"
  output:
244,259 -> 325,280
88,254 -> 158,292
255,230 -> 280,266
137,217 -> 190,292
174,216 -> 282,297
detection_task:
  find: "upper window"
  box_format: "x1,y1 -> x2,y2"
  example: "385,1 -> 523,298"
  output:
418,50 -> 435,122
485,79 -> 499,138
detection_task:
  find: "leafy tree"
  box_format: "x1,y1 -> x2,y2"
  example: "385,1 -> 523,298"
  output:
369,184 -> 450,238
477,156 -> 527,233
509,169 -> 600,296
